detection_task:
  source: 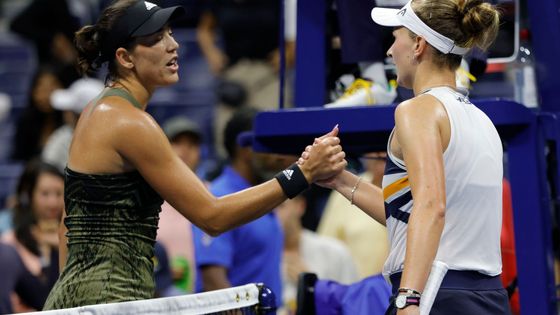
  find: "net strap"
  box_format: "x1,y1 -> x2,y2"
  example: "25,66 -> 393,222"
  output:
33,284 -> 262,315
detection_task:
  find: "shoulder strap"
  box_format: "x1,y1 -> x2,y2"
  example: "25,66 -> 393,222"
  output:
101,88 -> 143,109
88,87 -> 143,112
85,87 -> 142,116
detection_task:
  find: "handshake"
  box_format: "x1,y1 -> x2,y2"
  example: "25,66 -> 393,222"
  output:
297,124 -> 347,185
273,124 -> 346,199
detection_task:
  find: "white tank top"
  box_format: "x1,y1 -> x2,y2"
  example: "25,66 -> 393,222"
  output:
382,87 -> 503,277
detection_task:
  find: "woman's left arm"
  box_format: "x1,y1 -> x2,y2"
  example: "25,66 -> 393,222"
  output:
394,97 -> 450,314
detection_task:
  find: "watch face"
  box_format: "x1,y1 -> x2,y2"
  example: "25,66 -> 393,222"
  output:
395,295 -> 407,308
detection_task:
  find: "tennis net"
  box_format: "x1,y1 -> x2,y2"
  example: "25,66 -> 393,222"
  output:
28,283 -> 275,315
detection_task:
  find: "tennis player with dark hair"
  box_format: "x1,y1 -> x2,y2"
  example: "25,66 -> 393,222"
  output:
43,0 -> 346,309
301,0 -> 509,314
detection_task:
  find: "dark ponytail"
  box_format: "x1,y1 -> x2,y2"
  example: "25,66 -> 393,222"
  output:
74,0 -> 138,81
75,25 -> 100,76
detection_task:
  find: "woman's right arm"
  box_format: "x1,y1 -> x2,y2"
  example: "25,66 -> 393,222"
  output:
118,112 -> 346,236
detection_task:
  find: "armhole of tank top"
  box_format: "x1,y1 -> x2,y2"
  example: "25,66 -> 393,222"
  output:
387,128 -> 407,170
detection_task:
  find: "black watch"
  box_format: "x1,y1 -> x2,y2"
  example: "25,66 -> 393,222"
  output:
394,293 -> 421,309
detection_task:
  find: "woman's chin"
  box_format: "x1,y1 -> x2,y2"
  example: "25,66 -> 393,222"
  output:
159,75 -> 180,87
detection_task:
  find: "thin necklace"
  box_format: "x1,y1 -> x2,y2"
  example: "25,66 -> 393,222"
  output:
418,84 -> 457,95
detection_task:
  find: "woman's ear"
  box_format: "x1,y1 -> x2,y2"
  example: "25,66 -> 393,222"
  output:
115,47 -> 134,70
412,36 -> 428,61
414,36 -> 427,54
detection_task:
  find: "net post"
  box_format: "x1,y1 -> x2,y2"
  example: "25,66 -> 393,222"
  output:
254,283 -> 277,315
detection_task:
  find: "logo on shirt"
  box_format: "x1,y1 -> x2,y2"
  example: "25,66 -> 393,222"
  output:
456,95 -> 472,104
144,1 -> 157,10
283,169 -> 294,180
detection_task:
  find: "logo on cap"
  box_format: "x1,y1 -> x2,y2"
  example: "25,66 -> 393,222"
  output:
397,8 -> 407,16
144,1 -> 157,10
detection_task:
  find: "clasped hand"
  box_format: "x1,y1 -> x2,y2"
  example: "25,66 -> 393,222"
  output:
297,125 -> 346,183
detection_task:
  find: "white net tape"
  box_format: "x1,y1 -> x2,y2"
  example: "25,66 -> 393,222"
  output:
27,284 -> 263,315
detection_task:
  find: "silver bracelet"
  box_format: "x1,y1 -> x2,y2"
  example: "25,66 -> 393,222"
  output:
350,176 -> 362,205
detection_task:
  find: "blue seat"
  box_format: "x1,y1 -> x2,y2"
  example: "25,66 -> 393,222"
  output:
0,33 -> 36,105
0,33 -> 37,69
0,72 -> 33,95
0,120 -> 15,162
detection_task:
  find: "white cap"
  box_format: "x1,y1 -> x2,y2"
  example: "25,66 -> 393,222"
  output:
371,0 -> 469,55
51,78 -> 105,113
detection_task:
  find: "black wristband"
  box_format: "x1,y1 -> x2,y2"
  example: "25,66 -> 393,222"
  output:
274,163 -> 309,199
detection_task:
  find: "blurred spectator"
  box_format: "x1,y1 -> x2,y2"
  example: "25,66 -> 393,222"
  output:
156,116 -> 204,294
153,241 -> 185,297
0,160 -> 64,312
0,243 -> 50,313
197,0 -> 296,158
317,152 -> 389,278
163,116 -> 203,171
66,0 -> 99,26
192,108 -> 284,306
41,77 -> 105,172
276,195 -> 359,313
11,66 -> 64,162
9,0 -> 82,86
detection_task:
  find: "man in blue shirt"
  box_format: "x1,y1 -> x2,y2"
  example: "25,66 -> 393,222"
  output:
192,108 -> 283,306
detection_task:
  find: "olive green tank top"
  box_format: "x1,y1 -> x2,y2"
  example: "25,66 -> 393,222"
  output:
43,88 -> 163,310
91,87 -> 144,110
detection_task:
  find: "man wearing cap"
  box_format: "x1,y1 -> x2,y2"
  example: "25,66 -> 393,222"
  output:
156,116 -> 203,294
192,108 -> 284,307
42,78 -> 104,172
162,116 -> 203,171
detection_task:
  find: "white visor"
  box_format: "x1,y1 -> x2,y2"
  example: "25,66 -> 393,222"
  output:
371,0 -> 469,55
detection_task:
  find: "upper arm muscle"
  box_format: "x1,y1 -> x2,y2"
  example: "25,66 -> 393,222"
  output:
116,112 -> 216,227
394,97 -> 448,210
